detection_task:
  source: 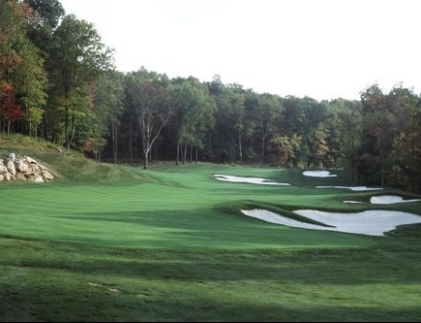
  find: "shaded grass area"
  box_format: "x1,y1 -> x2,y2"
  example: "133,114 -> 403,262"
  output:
1,138 -> 421,321
1,235 -> 421,322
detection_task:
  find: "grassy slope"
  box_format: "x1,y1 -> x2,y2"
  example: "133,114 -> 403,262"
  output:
1,134 -> 421,322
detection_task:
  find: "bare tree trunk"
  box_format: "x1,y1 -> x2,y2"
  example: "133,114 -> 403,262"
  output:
183,142 -> 188,164
260,121 -> 267,165
380,156 -> 384,188
261,138 -> 265,165
142,131 -> 150,169
68,115 -> 76,150
65,103 -> 69,149
112,116 -> 118,164
43,113 -> 48,141
143,149 -> 149,169
238,128 -> 243,164
190,146 -> 193,163
129,122 -> 133,164
179,142 -> 186,165
208,132 -> 212,152
411,136 -> 415,192
176,141 -> 180,166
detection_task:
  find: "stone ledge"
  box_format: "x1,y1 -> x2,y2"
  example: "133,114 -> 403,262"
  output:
0,153 -> 55,183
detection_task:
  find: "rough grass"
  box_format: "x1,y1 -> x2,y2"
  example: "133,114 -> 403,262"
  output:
1,135 -> 421,321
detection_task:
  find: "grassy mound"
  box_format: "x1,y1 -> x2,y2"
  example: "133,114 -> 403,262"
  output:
0,133 -> 158,185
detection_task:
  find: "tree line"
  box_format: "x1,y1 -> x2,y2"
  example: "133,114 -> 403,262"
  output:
1,0 -> 421,192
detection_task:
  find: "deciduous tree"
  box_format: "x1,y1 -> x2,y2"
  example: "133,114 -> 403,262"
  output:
48,14 -> 113,149
125,68 -> 173,169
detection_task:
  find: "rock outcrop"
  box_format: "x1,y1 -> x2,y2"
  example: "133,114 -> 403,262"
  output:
0,153 -> 55,183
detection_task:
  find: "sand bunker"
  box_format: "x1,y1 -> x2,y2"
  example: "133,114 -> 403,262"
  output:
317,186 -> 383,191
214,174 -> 290,186
344,195 -> 421,204
303,170 -> 337,177
241,208 -> 421,236
370,195 -> 421,204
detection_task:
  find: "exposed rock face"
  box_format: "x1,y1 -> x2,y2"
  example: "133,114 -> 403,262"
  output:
0,153 -> 55,183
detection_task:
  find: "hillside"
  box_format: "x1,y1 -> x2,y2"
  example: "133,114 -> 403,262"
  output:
0,134 -> 155,185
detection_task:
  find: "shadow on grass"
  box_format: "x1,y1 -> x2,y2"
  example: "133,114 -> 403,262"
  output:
53,207 -> 377,251
1,268 -> 421,322
1,224 -> 421,322
1,236 -> 420,285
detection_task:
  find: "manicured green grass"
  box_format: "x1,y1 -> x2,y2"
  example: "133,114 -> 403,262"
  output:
0,163 -> 374,250
1,141 -> 421,321
1,236 -> 421,322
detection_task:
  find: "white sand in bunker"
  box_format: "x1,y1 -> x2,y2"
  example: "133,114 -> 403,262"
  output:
302,170 -> 337,177
317,186 -> 383,191
304,171 -> 384,191
343,195 -> 421,204
241,209 -> 421,236
214,174 -> 291,186
370,195 -> 421,204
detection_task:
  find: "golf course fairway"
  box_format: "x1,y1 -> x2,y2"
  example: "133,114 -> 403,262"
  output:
1,145 -> 420,322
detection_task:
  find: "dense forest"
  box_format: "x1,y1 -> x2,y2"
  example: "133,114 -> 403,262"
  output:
1,0 -> 421,192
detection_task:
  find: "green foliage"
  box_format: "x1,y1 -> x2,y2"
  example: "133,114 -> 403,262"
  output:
0,0 -> 45,134
355,84 -> 421,191
24,0 -> 65,29
45,14 -> 113,149
210,82 -> 247,163
1,0 -> 421,194
170,76 -> 216,164
12,41 -> 47,136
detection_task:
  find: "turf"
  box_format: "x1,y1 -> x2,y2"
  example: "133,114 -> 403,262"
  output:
0,138 -> 421,321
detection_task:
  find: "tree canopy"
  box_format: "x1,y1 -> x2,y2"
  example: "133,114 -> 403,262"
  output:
1,0 -> 421,192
